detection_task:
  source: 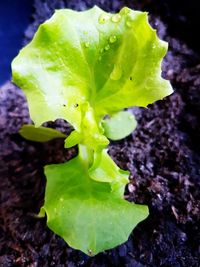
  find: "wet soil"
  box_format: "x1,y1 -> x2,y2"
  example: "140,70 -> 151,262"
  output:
0,1 -> 200,266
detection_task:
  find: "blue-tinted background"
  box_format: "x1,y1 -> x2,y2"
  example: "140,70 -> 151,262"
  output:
0,0 -> 33,85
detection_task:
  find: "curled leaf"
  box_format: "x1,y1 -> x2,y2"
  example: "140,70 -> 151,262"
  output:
12,6 -> 173,150
89,149 -> 129,197
43,155 -> 149,255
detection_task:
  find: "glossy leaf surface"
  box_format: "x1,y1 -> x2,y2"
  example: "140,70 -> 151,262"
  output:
43,155 -> 148,255
12,6 -> 173,149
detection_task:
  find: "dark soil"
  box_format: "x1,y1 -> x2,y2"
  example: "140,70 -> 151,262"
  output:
1,1 -> 200,266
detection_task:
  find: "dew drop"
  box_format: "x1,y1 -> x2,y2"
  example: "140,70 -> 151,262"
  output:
98,14 -> 110,24
105,44 -> 110,51
126,19 -> 133,28
84,42 -> 90,48
110,64 -> 122,80
98,56 -> 102,61
145,78 -> 154,90
111,14 -> 121,23
60,198 -> 64,202
120,7 -> 130,15
109,35 -> 117,43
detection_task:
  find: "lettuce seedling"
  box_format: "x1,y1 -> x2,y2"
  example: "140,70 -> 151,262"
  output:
12,6 -> 173,255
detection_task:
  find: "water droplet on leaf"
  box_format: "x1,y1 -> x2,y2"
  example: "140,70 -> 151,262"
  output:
105,44 -> 110,51
110,64 -> 122,80
94,133 -> 99,138
145,78 -> 154,90
126,19 -> 133,28
109,35 -> 117,43
98,14 -> 110,24
84,42 -> 90,48
111,14 -> 121,23
120,7 -> 130,15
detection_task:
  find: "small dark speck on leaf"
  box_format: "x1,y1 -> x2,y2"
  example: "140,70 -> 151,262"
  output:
88,249 -> 94,256
130,76 -> 133,81
63,104 -> 66,107
74,103 -> 79,108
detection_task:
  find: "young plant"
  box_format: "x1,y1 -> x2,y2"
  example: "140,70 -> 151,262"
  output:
12,6 -> 173,256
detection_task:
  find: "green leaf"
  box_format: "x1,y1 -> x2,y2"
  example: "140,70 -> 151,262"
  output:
64,130 -> 82,148
102,111 -> 137,140
89,149 -> 129,197
19,124 -> 66,142
12,6 -> 173,150
43,155 -> 149,255
65,102 -> 109,149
